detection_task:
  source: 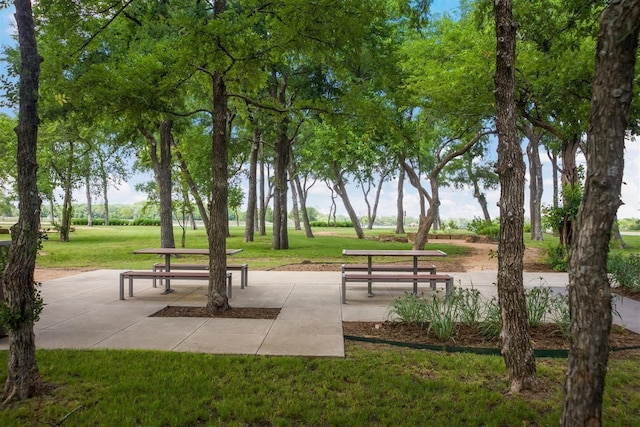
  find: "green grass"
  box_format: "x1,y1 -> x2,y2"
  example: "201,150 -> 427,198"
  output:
0,348 -> 639,426
3,225 -> 470,270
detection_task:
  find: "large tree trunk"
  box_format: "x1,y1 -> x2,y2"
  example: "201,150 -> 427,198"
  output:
561,2 -> 640,424
206,68 -> 230,313
2,0 -> 42,402
244,128 -> 259,242
494,0 -> 536,393
395,167 -> 406,234
272,124 -> 290,249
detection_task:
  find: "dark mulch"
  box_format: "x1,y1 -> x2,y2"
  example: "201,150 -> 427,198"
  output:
150,305 -> 280,319
613,287 -> 640,301
342,321 -> 640,351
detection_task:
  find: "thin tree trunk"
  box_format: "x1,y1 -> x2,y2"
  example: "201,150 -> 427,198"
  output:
3,0 -> 42,402
562,2 -> 640,423
395,167 -> 405,234
139,123 -> 175,248
85,175 -> 93,227
158,120 -> 176,248
494,0 -> 536,393
293,174 -> 314,238
332,165 -> 365,239
259,141 -> 266,236
244,129 -> 259,242
174,148 -> 210,231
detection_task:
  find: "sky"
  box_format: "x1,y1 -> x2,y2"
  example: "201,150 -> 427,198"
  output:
1,2 -> 639,221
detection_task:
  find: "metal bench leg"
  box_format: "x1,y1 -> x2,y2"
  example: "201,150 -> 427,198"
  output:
242,266 -> 248,289
341,275 -> 347,303
152,264 -> 158,288
227,273 -> 232,299
119,274 -> 125,300
446,278 -> 452,296
128,277 -> 134,297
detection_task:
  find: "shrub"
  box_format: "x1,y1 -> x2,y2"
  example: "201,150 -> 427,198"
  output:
386,293 -> 429,327
542,243 -> 569,271
131,218 -> 161,226
467,217 -> 500,240
608,253 -> 640,291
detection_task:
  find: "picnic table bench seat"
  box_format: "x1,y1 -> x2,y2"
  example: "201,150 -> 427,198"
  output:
152,262 -> 248,289
341,263 -> 437,274
119,270 -> 232,300
341,272 -> 453,303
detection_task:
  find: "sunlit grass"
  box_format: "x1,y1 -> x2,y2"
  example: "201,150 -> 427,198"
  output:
0,348 -> 638,426
28,225 -> 471,270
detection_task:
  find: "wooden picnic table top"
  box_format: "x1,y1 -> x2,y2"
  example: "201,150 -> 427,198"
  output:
342,249 -> 446,257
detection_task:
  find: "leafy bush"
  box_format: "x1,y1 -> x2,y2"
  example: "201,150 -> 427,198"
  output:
131,219 -> 161,226
525,286 -> 554,327
608,253 -> 640,291
467,217 -> 500,240
386,293 -> 429,327
542,243 -> 569,271
479,296 -> 501,342
309,221 -> 353,228
451,287 -> 484,326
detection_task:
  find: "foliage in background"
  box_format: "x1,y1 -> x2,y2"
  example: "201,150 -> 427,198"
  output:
466,217 -> 500,240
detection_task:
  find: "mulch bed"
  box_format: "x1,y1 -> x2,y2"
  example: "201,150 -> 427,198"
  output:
150,306 -> 281,319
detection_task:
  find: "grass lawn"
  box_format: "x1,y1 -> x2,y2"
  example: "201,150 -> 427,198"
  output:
11,225 -> 473,270
0,225 -> 639,425
0,347 -> 639,426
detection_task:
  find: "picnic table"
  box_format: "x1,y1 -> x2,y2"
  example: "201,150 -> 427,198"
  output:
126,247 -> 243,296
341,249 -> 452,302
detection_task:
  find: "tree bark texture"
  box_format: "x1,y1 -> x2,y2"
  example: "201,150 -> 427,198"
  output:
158,120 -> 176,249
561,1 -> 640,425
3,0 -> 42,403
272,122 -> 290,249
494,0 -> 537,393
59,142 -> 73,242
271,71 -> 290,250
244,129 -> 260,242
524,126 -> 544,241
206,68 -> 230,313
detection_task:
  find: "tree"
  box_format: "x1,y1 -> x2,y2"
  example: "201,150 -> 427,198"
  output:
561,1 -> 640,424
2,0 -> 42,402
493,0 -> 536,393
